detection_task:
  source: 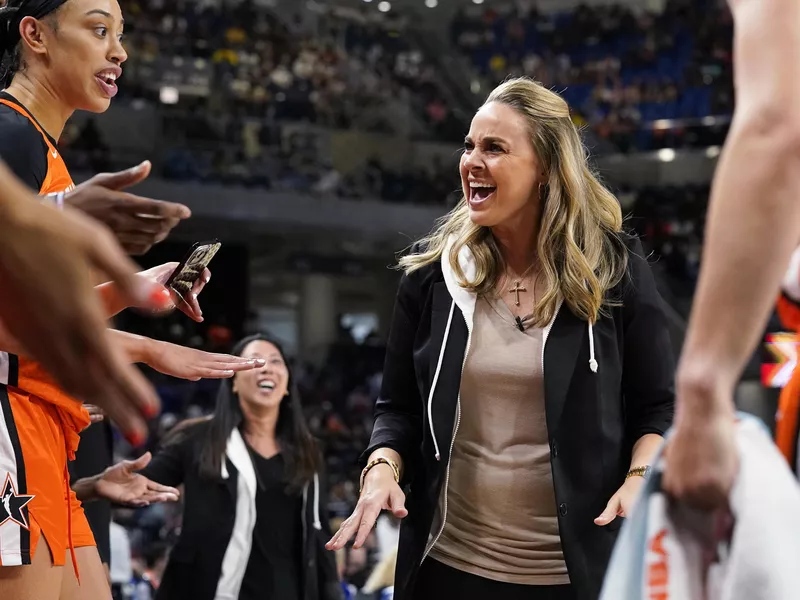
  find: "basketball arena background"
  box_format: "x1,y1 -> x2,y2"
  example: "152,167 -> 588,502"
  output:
54,0 -> 783,597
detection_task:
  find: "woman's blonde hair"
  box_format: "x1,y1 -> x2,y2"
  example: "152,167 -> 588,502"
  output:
399,77 -> 628,326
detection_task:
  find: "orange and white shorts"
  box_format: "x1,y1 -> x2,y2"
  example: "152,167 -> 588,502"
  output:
0,354 -> 94,567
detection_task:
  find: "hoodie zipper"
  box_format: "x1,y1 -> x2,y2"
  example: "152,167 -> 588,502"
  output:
422,308 -> 472,561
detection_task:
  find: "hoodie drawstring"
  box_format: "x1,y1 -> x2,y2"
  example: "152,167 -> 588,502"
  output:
588,321 -> 598,373
312,473 -> 321,531
428,300 -> 455,461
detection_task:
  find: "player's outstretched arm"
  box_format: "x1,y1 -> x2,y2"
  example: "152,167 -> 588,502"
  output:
96,262 -> 209,322
110,330 -> 265,381
65,161 -> 191,256
679,0 -> 800,398
0,161 -> 166,445
0,326 -> 263,385
73,452 -> 181,506
665,0 -> 800,508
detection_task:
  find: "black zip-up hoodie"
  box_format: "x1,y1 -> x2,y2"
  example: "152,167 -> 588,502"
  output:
363,233 -> 675,600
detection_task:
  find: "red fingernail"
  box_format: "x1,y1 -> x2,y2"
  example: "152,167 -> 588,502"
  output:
126,429 -> 146,447
149,286 -> 172,309
144,403 -> 159,419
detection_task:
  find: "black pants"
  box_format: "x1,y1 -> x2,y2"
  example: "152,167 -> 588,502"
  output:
413,559 -> 576,600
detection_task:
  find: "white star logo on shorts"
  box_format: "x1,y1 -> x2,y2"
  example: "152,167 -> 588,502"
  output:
0,473 -> 34,530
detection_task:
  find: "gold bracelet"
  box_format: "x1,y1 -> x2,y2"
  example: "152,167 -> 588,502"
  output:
626,465 -> 652,480
360,457 -> 400,492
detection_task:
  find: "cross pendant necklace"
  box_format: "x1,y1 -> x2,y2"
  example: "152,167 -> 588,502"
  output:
504,260 -> 538,311
509,280 -> 526,306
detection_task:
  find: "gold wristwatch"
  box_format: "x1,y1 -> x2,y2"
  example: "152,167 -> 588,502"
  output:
360,457 -> 400,492
626,465 -> 652,481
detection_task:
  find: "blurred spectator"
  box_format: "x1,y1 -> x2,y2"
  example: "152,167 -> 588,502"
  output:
61,0 -> 735,206
118,0 -> 449,141
135,334 -> 341,600
109,323 -> 389,593
453,0 -> 733,153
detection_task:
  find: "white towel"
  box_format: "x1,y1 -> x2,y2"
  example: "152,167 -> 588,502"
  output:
781,246 -> 800,301
600,415 -> 800,600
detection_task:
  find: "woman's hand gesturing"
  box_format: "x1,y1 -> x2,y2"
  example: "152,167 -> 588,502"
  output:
95,452 -> 181,507
143,339 -> 264,381
326,463 -> 408,551
137,262 -> 211,323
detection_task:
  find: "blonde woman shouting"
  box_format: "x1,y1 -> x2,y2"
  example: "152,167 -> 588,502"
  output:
328,78 -> 674,600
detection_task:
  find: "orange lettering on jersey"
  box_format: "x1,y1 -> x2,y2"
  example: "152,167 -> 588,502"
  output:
648,560 -> 669,589
647,528 -> 670,600
650,528 -> 668,555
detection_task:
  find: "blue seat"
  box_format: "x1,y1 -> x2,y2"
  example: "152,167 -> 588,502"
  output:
694,86 -> 712,117
677,92 -> 695,118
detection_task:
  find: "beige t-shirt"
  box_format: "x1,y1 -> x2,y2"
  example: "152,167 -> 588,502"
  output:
429,296 -> 569,585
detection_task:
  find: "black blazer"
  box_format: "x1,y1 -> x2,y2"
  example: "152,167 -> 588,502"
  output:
364,234 -> 675,600
141,421 -> 342,600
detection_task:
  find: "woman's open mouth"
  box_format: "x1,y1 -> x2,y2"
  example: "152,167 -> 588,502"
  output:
95,69 -> 120,98
468,182 -> 497,206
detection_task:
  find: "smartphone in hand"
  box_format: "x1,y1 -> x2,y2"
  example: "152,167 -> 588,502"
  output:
165,240 -> 222,305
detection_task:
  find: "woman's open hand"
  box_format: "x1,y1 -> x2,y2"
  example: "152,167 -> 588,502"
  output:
326,463 -> 408,551
95,452 -> 181,507
137,262 -> 211,322
594,476 -> 645,526
143,339 -> 264,381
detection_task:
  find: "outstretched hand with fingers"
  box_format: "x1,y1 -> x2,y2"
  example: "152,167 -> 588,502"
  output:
0,162 -> 175,447
326,463 -> 408,551
66,161 -> 191,256
594,475 -> 644,527
95,452 -> 181,507
136,262 -> 211,322
141,340 -> 265,381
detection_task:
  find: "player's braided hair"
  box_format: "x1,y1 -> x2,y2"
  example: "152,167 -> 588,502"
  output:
0,0 -> 69,87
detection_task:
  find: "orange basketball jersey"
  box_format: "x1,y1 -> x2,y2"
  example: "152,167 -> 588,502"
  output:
0,98 -> 75,196
775,247 -> 800,475
0,96 -> 92,569
776,293 -> 800,473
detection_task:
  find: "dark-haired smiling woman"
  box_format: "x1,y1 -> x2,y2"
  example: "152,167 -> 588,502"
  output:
140,334 -> 343,600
